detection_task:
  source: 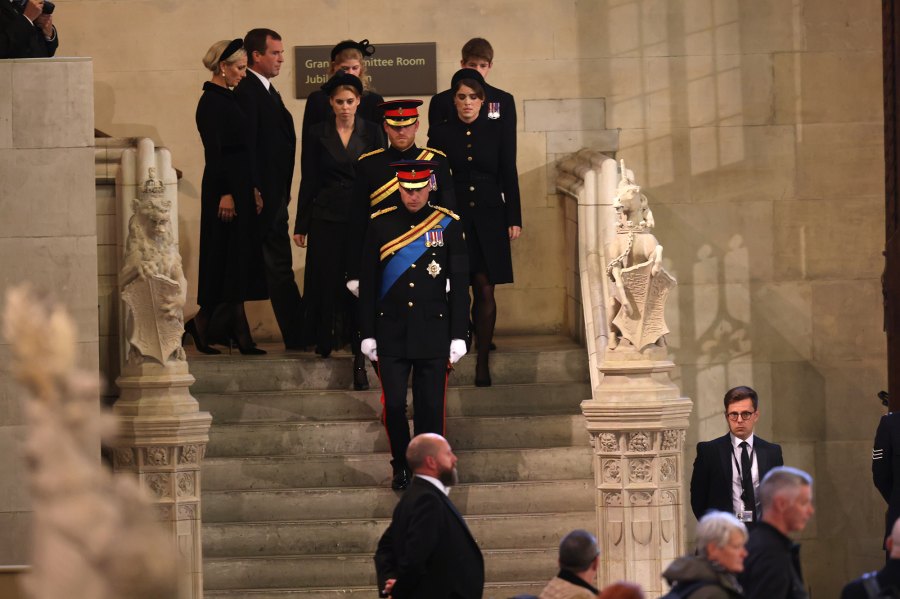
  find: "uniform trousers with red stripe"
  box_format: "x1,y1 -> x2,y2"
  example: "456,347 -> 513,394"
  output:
378,355 -> 449,471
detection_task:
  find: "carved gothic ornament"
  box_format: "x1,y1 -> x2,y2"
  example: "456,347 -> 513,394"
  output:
598,432 -> 619,452
629,491 -> 653,506
631,521 -> 652,545
177,504 -> 198,520
145,473 -> 171,499
176,472 -> 195,498
627,431 -> 651,452
659,457 -> 677,482
603,491 -> 623,507
179,444 -> 200,465
144,446 -> 169,467
629,458 -> 653,483
603,459 -> 622,483
660,490 -> 677,505
661,429 -> 680,451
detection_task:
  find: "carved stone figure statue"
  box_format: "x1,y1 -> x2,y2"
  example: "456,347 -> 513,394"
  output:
605,160 -> 676,350
120,168 -> 187,364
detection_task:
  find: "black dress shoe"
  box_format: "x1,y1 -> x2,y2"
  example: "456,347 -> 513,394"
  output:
184,319 -> 221,355
475,361 -> 492,387
391,468 -> 410,490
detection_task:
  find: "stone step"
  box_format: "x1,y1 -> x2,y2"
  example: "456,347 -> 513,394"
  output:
187,340 -> 588,393
197,381 -> 591,423
202,511 -> 597,557
204,581 -> 547,599
207,415 -> 590,457
202,479 -> 595,522
203,447 -> 593,494
204,548 -> 557,591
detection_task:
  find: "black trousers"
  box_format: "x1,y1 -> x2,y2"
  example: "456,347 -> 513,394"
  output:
378,355 -> 449,468
262,199 -> 304,347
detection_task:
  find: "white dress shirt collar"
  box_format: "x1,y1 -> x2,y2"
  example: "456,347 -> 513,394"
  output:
730,432 -> 755,449
415,474 -> 450,496
248,68 -> 271,91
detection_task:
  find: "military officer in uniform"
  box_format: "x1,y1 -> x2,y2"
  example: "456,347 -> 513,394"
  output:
347,100 -> 456,289
874,411 -> 900,551
359,160 -> 469,490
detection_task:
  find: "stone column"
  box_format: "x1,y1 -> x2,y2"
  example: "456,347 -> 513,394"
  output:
583,349 -> 692,596
110,139 -> 211,599
113,362 -> 210,599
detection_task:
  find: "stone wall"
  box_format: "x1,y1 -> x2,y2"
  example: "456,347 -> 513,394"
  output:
0,57 -> 96,564
52,0 -> 886,594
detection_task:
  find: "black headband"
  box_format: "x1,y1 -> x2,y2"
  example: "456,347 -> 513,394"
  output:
220,38 -> 243,63
331,39 -> 375,61
451,68 -> 485,89
322,72 -> 363,95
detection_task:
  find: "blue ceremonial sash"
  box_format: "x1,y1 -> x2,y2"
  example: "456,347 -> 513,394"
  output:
380,215 -> 452,299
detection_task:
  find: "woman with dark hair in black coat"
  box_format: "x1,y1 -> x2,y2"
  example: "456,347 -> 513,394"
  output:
428,68 -> 522,387
294,73 -> 386,385
188,38 -> 267,355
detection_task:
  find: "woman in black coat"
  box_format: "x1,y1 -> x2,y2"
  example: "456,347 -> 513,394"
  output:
188,38 -> 267,355
294,73 -> 385,385
301,39 -> 384,146
428,68 -> 522,386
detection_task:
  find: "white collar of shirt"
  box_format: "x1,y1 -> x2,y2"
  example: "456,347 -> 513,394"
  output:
416,474 -> 450,496
249,68 -> 271,91
730,432 -> 755,450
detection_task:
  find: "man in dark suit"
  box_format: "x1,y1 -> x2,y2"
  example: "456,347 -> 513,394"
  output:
358,160 -> 469,490
374,433 -> 484,599
873,411 -> 900,551
1,0 -> 58,59
690,385 -> 784,524
427,37 -> 516,146
234,28 -> 303,349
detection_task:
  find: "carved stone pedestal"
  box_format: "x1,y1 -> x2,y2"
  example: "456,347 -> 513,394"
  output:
582,347 -> 692,596
112,361 -> 211,599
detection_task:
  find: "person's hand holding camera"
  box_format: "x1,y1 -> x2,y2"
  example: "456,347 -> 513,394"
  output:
22,0 -> 42,21
35,13 -> 53,39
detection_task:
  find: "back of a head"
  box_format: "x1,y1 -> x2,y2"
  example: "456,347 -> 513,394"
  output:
406,433 -> 443,472
599,582 -> 645,599
558,529 -> 599,573
758,466 -> 812,512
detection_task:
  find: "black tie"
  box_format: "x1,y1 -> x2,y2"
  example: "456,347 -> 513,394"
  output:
269,84 -> 282,103
740,441 -> 756,518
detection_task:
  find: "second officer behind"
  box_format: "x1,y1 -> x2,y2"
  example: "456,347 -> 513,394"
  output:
358,160 -> 470,490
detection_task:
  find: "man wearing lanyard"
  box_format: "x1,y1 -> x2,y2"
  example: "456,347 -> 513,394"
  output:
690,386 -> 784,524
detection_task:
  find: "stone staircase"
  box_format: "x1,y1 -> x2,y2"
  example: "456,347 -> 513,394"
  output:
190,335 -> 596,598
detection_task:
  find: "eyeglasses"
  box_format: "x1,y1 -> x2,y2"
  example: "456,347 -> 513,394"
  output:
726,411 -> 755,422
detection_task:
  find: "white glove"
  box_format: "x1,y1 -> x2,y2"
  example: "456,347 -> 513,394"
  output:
361,338 -> 378,362
449,338 -> 467,364
446,279 -> 450,293
346,279 -> 360,298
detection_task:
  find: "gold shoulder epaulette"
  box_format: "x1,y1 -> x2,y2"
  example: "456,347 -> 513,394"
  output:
433,205 -> 460,221
359,148 -> 385,161
371,205 -> 398,219
423,146 -> 447,158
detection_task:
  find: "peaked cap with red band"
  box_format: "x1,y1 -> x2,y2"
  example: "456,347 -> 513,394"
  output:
389,159 -> 437,190
379,99 -> 423,127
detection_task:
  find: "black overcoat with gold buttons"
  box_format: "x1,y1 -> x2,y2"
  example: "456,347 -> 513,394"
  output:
358,205 -> 469,359
428,113 -> 521,284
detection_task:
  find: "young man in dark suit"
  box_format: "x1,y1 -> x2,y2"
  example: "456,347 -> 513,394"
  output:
374,433 -> 484,599
234,28 -> 303,349
1,0 -> 57,59
690,385 -> 784,524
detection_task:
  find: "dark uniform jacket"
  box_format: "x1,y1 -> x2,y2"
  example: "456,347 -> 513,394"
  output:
347,143 -> 456,280
358,204 -> 469,359
0,0 -> 57,58
301,88 -> 385,145
194,82 -> 267,305
428,113 -> 521,284
427,81 -> 516,148
234,71 -> 297,231
295,115 -> 385,233
374,476 -> 484,599
840,559 -> 900,598
874,412 -> 900,546
690,433 -> 783,520
738,522 -> 808,599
